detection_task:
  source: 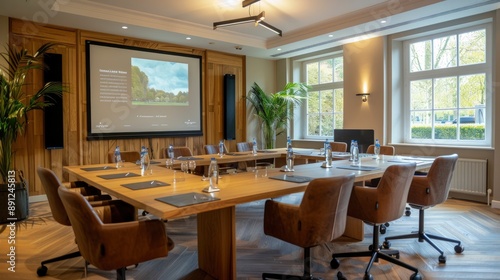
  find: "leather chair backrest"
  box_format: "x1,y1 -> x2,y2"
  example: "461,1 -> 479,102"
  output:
37,167 -> 71,226
330,142 -> 348,152
423,154 -> 459,205
236,142 -> 252,152
107,151 -> 140,163
348,163 -> 417,224
366,144 -> 395,156
204,144 -> 228,155
299,175 -> 355,245
163,146 -> 193,158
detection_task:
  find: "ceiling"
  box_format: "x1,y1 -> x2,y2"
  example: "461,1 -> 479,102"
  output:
1,0 -> 500,59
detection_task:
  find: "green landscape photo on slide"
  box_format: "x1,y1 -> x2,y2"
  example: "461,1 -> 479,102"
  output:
131,57 -> 189,106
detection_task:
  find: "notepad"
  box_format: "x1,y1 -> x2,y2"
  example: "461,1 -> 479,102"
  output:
156,192 -> 220,207
98,172 -> 140,179
336,165 -> 380,171
121,180 -> 169,190
81,166 -> 117,171
269,174 -> 313,183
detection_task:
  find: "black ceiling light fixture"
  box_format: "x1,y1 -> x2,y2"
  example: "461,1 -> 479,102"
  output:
213,0 -> 282,36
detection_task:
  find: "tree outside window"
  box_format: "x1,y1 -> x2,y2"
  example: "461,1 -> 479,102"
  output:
406,27 -> 488,144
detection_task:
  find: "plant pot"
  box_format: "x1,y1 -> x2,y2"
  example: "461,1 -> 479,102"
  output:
0,182 -> 29,224
261,121 -> 277,149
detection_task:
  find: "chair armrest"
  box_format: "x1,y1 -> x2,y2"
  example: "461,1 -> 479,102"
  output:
407,175 -> 431,207
91,219 -> 169,270
91,200 -> 136,223
263,200 -> 300,245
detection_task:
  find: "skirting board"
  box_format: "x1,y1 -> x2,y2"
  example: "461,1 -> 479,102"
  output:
491,200 -> 500,209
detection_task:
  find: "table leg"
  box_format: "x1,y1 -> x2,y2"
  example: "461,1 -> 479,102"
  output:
197,206 -> 236,280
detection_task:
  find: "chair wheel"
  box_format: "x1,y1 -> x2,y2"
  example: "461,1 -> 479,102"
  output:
380,225 -> 387,234
330,258 -> 340,269
368,244 -> 374,251
383,241 -> 391,249
439,255 -> 446,263
405,209 -> 411,216
142,210 -> 148,216
37,265 -> 48,276
454,245 -> 464,253
410,272 -> 422,280
363,273 -> 374,280
384,222 -> 390,227
337,271 -> 347,280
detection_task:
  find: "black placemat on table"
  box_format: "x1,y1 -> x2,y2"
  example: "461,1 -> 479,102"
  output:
177,157 -> 203,161
97,172 -> 140,179
269,174 -> 313,183
121,180 -> 169,190
156,192 -> 220,207
81,166 -> 117,171
257,150 -> 278,153
336,165 -> 380,171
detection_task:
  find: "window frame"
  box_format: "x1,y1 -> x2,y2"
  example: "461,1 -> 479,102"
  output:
402,23 -> 492,147
300,53 -> 344,139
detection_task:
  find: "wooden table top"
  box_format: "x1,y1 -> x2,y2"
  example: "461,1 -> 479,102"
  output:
64,155 -> 434,221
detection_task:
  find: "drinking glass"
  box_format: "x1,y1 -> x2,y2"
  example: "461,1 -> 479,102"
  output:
165,158 -> 173,169
181,162 -> 189,173
188,160 -> 196,174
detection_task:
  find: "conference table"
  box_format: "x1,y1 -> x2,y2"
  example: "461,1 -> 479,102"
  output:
64,154 -> 433,280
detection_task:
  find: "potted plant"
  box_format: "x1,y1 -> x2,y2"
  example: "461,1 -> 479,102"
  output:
247,82 -> 308,149
0,43 -> 63,223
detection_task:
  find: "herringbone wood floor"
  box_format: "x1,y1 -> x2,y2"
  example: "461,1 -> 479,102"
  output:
1,195 -> 499,280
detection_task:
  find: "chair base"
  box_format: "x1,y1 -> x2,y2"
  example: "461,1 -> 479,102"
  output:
331,225 -> 421,280
37,251 -> 81,276
262,272 -> 323,280
384,208 -> 464,263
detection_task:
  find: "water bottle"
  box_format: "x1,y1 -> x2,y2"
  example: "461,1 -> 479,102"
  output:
350,140 -> 355,161
374,139 -> 381,159
168,144 -> 174,159
286,137 -> 294,171
114,146 -> 122,168
218,140 -> 224,157
325,145 -> 332,167
208,157 -> 219,188
140,146 -> 150,176
252,138 -> 258,155
352,141 -> 360,165
324,138 -> 329,155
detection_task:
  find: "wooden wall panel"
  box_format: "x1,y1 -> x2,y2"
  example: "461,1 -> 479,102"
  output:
7,19 -> 245,196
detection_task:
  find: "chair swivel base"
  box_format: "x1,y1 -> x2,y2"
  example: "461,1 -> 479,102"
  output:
262,272 -> 323,280
37,251 -> 82,276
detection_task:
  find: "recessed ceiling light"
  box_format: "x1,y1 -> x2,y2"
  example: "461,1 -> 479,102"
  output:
186,37 -> 191,40
328,34 -> 333,38
277,48 -> 281,51
122,26 -> 128,29
381,20 -> 387,24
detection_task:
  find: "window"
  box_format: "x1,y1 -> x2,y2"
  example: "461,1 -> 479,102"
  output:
303,54 -> 344,138
404,24 -> 491,146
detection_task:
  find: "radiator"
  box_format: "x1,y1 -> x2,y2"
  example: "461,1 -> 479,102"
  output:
449,158 -> 487,195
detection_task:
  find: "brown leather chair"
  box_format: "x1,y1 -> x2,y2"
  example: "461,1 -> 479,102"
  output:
163,146 -> 193,158
58,186 -> 173,280
331,163 -> 421,280
364,144 -> 396,233
204,144 -> 228,155
330,141 -> 348,152
107,150 -> 140,163
36,167 -> 136,276
262,175 -> 355,280
366,144 -> 395,156
384,154 -> 463,264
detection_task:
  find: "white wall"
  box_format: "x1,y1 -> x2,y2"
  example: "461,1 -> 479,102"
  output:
245,57 -> 276,146
0,16 -> 8,70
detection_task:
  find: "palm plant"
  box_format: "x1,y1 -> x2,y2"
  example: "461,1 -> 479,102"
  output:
0,43 -> 63,183
247,82 -> 308,149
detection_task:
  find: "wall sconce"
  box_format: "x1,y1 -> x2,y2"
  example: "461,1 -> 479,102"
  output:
356,93 -> 370,102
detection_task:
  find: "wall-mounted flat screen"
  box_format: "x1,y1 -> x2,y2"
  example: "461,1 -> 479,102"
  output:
86,40 -> 202,140
334,129 -> 374,153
